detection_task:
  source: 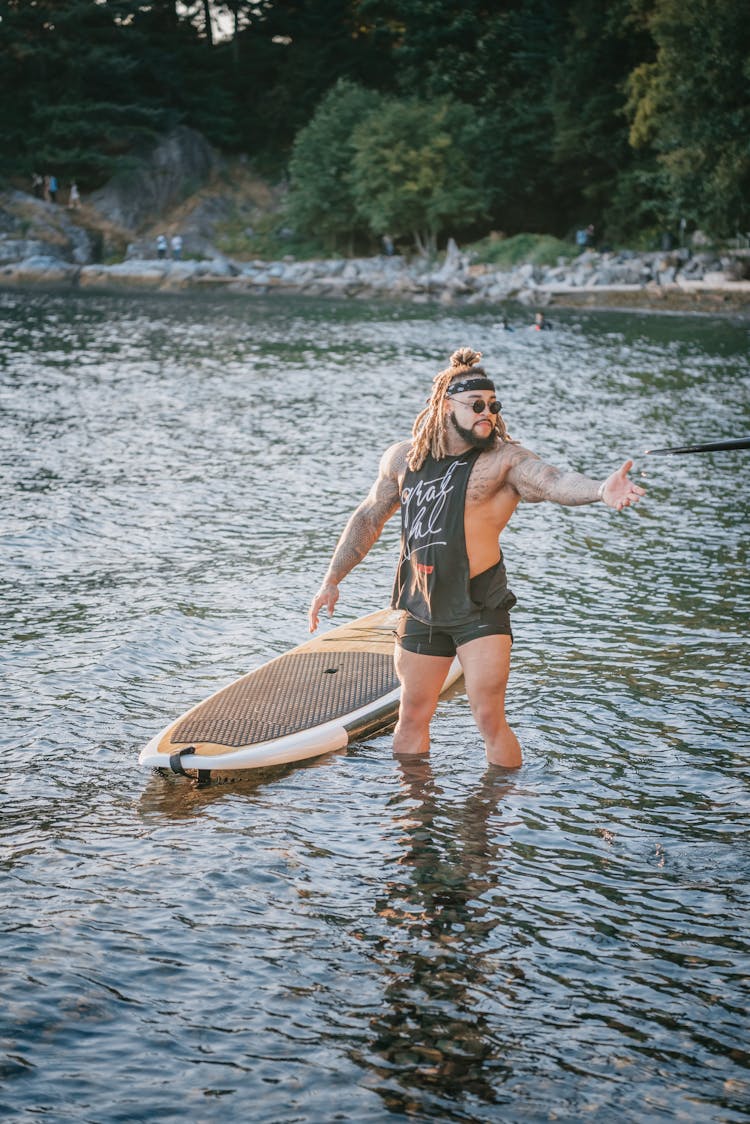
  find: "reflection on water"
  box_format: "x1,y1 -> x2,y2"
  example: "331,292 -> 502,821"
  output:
1,289 -> 749,1121
361,761 -> 517,1113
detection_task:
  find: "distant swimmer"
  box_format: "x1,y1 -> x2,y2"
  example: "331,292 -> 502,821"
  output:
309,347 -> 645,768
532,311 -> 551,330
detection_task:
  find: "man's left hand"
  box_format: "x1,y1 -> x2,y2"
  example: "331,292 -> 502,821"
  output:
601,460 -> 646,511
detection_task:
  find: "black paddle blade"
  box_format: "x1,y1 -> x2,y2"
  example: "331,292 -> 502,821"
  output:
645,437 -> 750,455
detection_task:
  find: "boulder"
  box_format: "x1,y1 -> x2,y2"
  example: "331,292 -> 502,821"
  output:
1,255 -> 78,285
0,238 -> 58,263
88,126 -> 219,233
0,190 -> 97,264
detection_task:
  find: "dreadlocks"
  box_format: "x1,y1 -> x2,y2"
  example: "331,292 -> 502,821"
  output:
407,347 -> 514,470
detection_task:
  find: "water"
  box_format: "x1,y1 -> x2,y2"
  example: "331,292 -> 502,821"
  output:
1,289 -> 749,1122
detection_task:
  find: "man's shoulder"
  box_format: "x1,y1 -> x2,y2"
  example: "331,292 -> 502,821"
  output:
380,439 -> 412,474
494,436 -> 537,458
475,439 -> 539,482
481,438 -> 535,464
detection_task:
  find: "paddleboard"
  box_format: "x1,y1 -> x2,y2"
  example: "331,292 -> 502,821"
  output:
139,609 -> 463,777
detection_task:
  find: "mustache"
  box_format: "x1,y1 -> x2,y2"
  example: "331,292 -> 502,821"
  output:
449,411 -> 497,450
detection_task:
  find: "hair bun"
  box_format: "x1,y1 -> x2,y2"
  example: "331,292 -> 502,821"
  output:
449,347 -> 482,369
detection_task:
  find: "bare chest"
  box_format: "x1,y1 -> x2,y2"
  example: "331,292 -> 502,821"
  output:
465,454 -> 506,506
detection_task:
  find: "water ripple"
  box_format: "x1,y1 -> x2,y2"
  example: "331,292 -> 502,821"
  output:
1,291 -> 749,1121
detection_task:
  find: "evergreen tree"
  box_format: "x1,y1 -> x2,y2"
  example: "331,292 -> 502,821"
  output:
229,0 -> 389,157
0,1 -> 158,183
549,0 -> 654,240
0,0 -> 233,186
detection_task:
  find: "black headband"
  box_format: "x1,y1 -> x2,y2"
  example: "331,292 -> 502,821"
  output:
446,377 -> 496,396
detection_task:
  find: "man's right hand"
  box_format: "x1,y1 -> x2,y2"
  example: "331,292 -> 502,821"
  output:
308,583 -> 339,632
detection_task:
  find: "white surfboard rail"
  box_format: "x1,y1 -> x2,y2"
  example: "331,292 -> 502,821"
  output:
139,609 -> 463,775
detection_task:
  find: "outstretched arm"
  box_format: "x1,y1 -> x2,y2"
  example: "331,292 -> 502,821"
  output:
506,448 -> 646,510
308,444 -> 405,631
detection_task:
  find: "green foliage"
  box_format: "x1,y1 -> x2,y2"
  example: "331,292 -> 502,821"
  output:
372,1 -> 570,234
625,0 -> 750,237
0,0 -> 226,185
221,0 -> 391,156
215,208 -> 327,260
0,0 -> 747,248
549,0 -> 654,238
599,160 -> 672,244
286,80 -> 384,253
467,233 -> 577,268
350,97 -> 489,254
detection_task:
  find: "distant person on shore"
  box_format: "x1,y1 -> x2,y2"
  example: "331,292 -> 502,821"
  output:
532,311 -> 551,331
32,173 -> 43,199
170,233 -> 183,260
576,228 -> 587,249
48,174 -> 58,204
156,234 -> 168,260
67,182 -> 80,210
382,234 -> 394,257
308,348 -> 645,767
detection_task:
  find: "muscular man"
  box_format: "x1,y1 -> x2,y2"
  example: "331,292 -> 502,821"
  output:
308,348 -> 645,768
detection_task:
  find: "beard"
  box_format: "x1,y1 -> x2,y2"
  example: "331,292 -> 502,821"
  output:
449,410 -> 497,451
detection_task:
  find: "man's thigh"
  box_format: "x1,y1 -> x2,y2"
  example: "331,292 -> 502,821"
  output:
457,633 -> 512,702
394,644 -> 454,707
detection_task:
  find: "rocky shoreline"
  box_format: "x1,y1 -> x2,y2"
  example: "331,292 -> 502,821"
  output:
2,185 -> 749,314
3,241 -> 750,315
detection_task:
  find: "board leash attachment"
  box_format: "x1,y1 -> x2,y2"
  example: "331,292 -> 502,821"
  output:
168,746 -> 211,782
169,746 -> 195,774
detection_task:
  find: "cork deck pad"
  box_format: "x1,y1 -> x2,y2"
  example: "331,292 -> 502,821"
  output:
139,609 -> 463,776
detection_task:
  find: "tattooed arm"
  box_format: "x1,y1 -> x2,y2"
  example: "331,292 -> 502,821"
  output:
505,447 -> 646,510
308,442 -> 406,631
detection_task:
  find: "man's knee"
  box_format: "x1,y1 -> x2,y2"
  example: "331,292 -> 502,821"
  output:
469,686 -> 507,733
398,693 -> 437,728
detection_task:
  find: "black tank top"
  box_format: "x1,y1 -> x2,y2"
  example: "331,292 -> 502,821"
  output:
391,449 -> 515,627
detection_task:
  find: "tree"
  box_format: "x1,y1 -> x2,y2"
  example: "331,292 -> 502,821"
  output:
548,0 -> 654,239
228,0 -> 390,157
0,0 -> 241,186
349,97 -> 490,254
286,80 -> 384,251
625,0 -> 750,238
361,0 -> 574,234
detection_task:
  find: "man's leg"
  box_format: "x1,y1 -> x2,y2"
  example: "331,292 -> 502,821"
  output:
457,634 -> 522,767
393,646 -> 453,756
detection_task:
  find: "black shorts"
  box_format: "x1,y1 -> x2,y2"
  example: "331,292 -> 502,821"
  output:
396,607 -> 513,658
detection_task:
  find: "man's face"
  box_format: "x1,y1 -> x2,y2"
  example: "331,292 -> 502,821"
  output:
447,394 -> 499,451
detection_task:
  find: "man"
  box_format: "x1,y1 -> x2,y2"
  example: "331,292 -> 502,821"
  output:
308,348 -> 645,768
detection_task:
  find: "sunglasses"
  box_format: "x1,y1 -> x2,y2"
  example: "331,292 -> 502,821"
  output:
451,397 -> 502,415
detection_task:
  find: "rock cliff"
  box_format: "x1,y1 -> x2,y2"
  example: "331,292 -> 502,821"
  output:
87,126 -> 218,234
